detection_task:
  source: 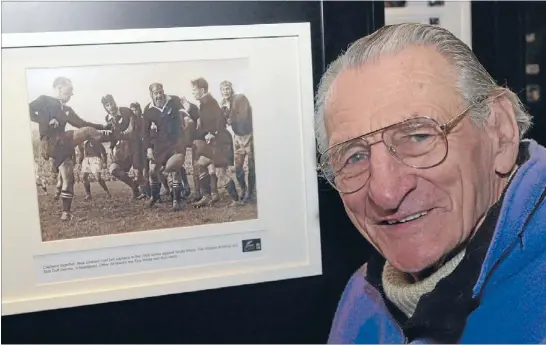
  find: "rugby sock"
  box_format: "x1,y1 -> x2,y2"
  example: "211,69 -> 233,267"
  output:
141,183 -> 151,197
150,180 -> 160,200
83,181 -> 91,196
235,167 -> 247,199
180,167 -> 190,195
192,171 -> 201,199
226,180 -> 240,201
247,167 -> 256,199
210,173 -> 219,196
98,179 -> 109,194
172,182 -> 183,202
199,173 -> 211,196
60,190 -> 73,212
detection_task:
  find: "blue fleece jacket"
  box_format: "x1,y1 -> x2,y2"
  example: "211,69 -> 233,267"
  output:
328,139 -> 546,344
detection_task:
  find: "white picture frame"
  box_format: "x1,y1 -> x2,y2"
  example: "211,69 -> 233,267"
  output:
1,23 -> 322,316
385,0 -> 472,49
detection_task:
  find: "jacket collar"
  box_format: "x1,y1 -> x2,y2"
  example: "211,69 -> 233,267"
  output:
473,139 -> 546,296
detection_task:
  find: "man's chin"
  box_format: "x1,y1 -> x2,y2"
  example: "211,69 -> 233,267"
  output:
384,250 -> 443,274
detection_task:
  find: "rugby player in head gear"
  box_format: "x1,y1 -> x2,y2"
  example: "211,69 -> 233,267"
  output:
29,76 -> 110,221
191,77 -> 241,207
142,82 -> 189,211
220,80 -> 256,203
102,94 -> 146,200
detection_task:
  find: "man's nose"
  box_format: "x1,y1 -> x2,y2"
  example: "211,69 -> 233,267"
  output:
367,145 -> 417,212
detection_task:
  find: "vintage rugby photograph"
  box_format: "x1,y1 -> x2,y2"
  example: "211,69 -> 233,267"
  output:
27,58 -> 258,242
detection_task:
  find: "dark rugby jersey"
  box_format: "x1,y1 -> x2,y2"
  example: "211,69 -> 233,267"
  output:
197,93 -> 226,139
142,95 -> 184,149
29,95 -> 105,138
223,93 -> 253,136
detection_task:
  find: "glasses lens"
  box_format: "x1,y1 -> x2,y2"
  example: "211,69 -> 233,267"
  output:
319,138 -> 371,193
384,117 -> 447,168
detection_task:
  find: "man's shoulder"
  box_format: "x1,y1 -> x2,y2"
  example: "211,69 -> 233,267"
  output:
168,95 -> 183,108
31,95 -> 59,107
232,93 -> 249,103
142,102 -> 155,115
119,107 -> 134,116
328,263 -> 405,344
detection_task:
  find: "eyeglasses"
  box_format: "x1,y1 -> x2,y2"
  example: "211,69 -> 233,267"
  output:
318,92 -> 504,194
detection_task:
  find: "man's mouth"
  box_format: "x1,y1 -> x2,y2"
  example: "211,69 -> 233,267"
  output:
380,211 -> 429,225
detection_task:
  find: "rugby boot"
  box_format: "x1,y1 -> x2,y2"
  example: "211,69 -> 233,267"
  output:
193,195 -> 211,208
148,181 -> 160,207
210,193 -> 220,205
226,180 -> 241,206
60,211 -> 72,221
192,173 -> 211,206
209,174 -> 220,205
132,186 -> 146,200
172,199 -> 184,211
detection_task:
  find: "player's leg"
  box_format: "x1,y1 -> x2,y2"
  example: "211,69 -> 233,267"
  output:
164,152 -> 186,209
95,168 -> 111,197
192,156 -> 214,207
58,159 -> 76,221
209,163 -> 220,204
148,160 -> 162,207
53,171 -> 62,200
158,169 -> 171,197
245,134 -> 256,203
142,157 -> 151,197
234,135 -> 247,201
164,153 -> 186,211
179,148 -> 191,198
216,166 -> 241,206
82,172 -> 92,200
81,157 -> 92,199
109,159 -> 141,199
131,142 -> 147,198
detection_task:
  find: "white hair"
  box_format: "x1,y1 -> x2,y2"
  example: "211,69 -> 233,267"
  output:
314,23 -> 533,154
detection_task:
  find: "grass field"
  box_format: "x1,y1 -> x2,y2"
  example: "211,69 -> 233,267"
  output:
37,178 -> 258,242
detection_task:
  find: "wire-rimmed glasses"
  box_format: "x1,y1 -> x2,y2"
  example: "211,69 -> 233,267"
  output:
318,93 -> 501,194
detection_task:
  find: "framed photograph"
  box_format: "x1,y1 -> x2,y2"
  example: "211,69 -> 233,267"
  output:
1,22 -> 322,315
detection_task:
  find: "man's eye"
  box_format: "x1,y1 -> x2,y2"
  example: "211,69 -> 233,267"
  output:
346,152 -> 368,164
407,133 -> 432,143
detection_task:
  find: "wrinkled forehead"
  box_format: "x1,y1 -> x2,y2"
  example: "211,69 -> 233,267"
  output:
324,45 -> 460,146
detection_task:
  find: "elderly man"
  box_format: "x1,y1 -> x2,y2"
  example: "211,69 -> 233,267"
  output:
316,24 -> 546,343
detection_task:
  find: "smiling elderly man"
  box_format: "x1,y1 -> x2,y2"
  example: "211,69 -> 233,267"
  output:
316,24 -> 546,343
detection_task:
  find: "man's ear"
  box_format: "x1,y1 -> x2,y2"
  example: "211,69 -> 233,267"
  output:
485,94 -> 520,175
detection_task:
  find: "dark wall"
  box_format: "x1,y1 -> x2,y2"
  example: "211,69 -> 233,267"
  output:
1,1 -> 382,343
471,1 -> 546,146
